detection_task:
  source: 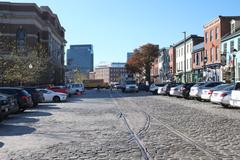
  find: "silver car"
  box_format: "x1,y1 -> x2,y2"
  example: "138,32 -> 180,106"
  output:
190,82 -> 224,100
169,84 -> 183,97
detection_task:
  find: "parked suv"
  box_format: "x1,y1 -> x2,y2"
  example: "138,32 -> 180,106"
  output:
0,87 -> 33,112
0,93 -> 18,121
122,80 -> 138,93
66,83 -> 85,95
23,87 -> 44,106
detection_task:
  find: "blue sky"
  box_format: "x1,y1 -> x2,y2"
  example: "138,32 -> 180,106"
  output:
8,0 -> 240,66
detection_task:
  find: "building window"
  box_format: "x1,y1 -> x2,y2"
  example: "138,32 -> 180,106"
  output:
187,45 -> 189,53
193,53 -> 195,63
205,32 -> 208,43
231,20 -> 236,34
181,61 -> 183,70
238,38 -> 240,51
223,43 -> 227,54
210,48 -> 213,62
210,30 -> 213,41
206,50 -> 208,63
201,51 -> 203,62
196,53 -> 199,65
215,27 -> 219,40
216,47 -> 219,62
181,48 -> 183,56
230,41 -> 234,52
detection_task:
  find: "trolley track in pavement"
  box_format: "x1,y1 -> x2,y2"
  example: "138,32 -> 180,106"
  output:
110,90 -> 221,160
109,91 -> 152,160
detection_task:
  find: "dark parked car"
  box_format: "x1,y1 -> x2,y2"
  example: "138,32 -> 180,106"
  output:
138,83 -> 149,92
0,87 -> 33,112
23,87 -> 44,106
179,83 -> 196,99
162,83 -> 182,96
0,93 -> 19,121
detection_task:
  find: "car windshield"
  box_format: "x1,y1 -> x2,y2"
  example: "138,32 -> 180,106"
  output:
155,83 -> 166,87
211,84 -> 230,90
126,81 -> 136,84
192,83 -> 205,87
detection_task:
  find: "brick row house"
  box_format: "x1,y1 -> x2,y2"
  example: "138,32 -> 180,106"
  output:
151,15 -> 240,83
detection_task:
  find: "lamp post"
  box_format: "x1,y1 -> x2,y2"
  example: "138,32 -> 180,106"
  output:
183,32 -> 187,83
203,57 -> 207,81
232,49 -> 238,83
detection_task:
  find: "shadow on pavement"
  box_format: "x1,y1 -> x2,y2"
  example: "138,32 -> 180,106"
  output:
21,111 -> 52,117
78,89 -> 152,99
0,142 -> 4,148
5,116 -> 39,124
0,124 -> 36,136
31,104 -> 61,110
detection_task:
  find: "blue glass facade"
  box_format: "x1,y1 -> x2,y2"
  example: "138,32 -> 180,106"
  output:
67,45 -> 94,75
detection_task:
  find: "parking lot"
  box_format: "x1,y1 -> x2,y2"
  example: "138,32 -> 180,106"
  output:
1,89 -> 240,159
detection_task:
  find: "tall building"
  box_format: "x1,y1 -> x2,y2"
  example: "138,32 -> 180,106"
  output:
67,45 -> 94,77
0,2 -> 66,85
204,16 -> 240,81
174,35 -> 203,83
127,52 -> 133,61
95,63 -> 127,84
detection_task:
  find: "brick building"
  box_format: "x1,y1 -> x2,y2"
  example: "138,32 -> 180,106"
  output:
95,63 -> 127,84
192,42 -> 205,82
0,2 -> 66,85
203,16 -> 240,81
168,46 -> 175,81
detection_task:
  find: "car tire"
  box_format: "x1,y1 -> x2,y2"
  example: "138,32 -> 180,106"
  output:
53,96 -> 61,102
221,103 -> 229,108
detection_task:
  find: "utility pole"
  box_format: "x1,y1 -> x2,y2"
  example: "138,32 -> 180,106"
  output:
183,32 -> 187,83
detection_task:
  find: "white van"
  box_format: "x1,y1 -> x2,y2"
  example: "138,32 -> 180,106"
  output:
66,83 -> 85,95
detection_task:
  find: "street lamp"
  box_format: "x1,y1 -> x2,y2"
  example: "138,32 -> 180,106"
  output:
28,63 -> 33,69
183,31 -> 187,83
232,49 -> 238,83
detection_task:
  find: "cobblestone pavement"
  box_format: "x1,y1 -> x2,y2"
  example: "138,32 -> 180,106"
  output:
1,89 -> 240,159
0,90 -> 142,160
112,91 -> 240,159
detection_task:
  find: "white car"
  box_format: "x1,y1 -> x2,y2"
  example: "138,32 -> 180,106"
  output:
150,83 -> 166,95
230,82 -> 240,107
190,82 -> 223,100
169,84 -> 183,97
37,89 -> 67,102
201,84 -> 231,101
189,82 -> 205,99
210,85 -> 234,105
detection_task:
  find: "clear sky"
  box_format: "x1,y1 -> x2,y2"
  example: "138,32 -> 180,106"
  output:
8,0 -> 240,66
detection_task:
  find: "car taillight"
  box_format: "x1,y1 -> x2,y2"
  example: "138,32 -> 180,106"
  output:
21,96 -> 28,101
220,93 -> 227,97
208,90 -> 213,94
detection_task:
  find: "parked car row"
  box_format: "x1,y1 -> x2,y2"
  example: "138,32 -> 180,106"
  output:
0,85 -> 72,122
151,81 -> 240,108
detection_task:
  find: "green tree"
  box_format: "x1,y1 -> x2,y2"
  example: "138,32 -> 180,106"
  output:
1,44 -> 49,85
73,69 -> 87,83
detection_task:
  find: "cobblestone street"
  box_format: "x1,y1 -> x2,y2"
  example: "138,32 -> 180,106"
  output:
1,89 -> 240,159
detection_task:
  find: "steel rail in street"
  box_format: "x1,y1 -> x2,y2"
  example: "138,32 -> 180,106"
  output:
113,91 -> 220,160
